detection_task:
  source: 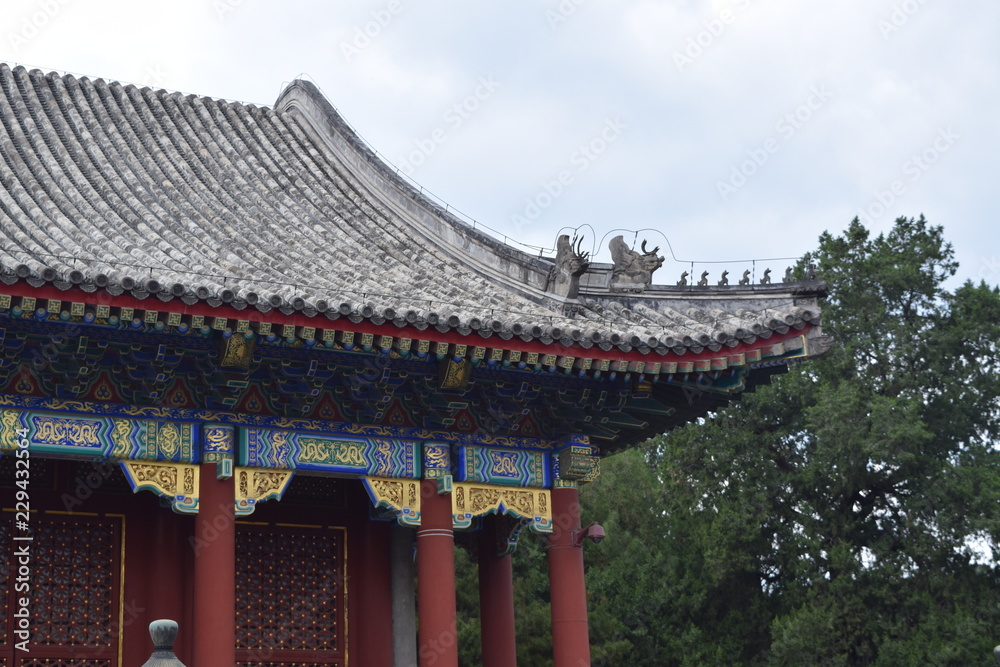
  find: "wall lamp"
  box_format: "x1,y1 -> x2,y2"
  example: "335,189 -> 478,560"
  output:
573,522 -> 605,547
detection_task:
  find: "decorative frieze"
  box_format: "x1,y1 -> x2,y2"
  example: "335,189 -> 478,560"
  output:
456,445 -> 549,488
0,408 -> 198,463
240,428 -> 419,478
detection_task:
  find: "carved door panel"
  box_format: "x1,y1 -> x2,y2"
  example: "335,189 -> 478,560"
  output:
235,523 -> 347,667
1,513 -> 123,667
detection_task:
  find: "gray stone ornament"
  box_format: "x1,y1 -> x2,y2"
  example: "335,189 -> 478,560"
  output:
140,619 -> 187,667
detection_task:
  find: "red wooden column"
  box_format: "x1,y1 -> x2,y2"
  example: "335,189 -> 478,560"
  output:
548,485 -> 591,666
192,462 -> 236,667
417,478 -> 458,667
478,517 -> 517,667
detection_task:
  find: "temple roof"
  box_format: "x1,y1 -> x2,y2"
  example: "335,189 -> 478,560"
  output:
0,63 -> 824,357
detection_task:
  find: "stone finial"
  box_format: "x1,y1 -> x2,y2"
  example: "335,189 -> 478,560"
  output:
677,271 -> 688,286
739,270 -> 750,286
718,270 -> 729,286
609,236 -> 664,292
697,271 -> 709,286
140,619 -> 187,667
549,234 -> 590,299
760,268 -> 771,285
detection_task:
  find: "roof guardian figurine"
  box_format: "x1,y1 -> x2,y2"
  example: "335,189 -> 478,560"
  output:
549,234 -> 590,299
609,236 -> 664,292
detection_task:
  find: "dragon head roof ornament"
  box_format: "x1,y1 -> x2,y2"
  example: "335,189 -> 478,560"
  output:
549,234 -> 591,299
608,235 -> 665,292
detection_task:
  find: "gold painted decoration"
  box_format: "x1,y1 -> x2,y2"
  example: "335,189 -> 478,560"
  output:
362,476 -> 421,527
423,442 -> 451,477
32,416 -> 103,448
0,409 -> 20,450
298,437 -> 367,466
119,461 -> 200,514
438,357 -> 473,391
234,467 -> 294,516
452,482 -> 552,534
220,332 -> 255,369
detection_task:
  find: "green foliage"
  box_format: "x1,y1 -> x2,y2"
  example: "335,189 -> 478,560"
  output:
455,217 -> 1000,666
650,216 -> 1000,665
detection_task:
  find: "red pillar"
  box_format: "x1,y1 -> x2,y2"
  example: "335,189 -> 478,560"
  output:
548,486 -> 591,666
478,517 -> 517,667
417,479 -> 458,667
192,463 -> 235,667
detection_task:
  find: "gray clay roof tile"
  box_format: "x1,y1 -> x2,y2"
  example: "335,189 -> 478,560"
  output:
0,64 -> 824,354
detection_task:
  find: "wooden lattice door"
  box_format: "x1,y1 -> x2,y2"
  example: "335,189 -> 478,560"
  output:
235,523 -> 347,667
1,513 -> 123,667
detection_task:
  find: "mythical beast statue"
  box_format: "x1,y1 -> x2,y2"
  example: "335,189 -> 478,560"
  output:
549,234 -> 590,299
608,235 -> 664,292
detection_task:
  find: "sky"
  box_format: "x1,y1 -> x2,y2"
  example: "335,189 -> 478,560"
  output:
1,0 -> 997,287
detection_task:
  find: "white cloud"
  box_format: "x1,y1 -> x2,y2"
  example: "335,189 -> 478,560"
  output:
0,0 -> 995,281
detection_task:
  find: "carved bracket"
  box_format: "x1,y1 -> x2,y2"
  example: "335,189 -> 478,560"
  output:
362,476 -> 422,527
235,467 -> 294,516
452,482 -> 552,534
119,461 -> 200,514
